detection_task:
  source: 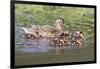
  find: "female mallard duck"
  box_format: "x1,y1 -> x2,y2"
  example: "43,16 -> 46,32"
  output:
21,17 -> 64,38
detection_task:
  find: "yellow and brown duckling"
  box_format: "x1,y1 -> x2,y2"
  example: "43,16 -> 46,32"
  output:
68,35 -> 83,47
59,31 -> 69,37
50,38 -> 65,47
75,40 -> 82,48
21,31 -> 39,39
59,39 -> 65,47
21,33 -> 33,39
50,38 -> 58,46
76,31 -> 84,41
71,31 -> 83,47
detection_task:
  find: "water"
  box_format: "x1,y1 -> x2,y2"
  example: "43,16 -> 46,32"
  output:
16,38 -> 52,53
15,24 -> 95,66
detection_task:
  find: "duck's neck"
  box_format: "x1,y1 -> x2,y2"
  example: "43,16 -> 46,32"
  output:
55,23 -> 62,32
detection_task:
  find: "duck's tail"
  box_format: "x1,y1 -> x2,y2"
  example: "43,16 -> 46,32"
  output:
21,27 -> 32,34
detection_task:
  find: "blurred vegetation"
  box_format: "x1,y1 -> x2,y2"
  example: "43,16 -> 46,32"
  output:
15,4 -> 95,41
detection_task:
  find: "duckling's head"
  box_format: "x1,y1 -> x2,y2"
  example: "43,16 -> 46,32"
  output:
76,31 -> 82,35
59,39 -> 65,44
76,31 -> 83,38
64,31 -> 68,34
59,43 -> 63,46
50,41 -> 55,45
60,33 -> 64,36
64,31 -> 69,36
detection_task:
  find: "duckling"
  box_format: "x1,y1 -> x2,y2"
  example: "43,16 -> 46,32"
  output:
21,33 -> 33,39
75,40 -> 82,48
59,43 -> 63,46
64,31 -> 69,36
59,39 -> 65,45
69,36 -> 80,46
50,41 -> 55,46
59,31 -> 68,37
64,39 -> 71,46
50,38 -> 65,47
69,37 -> 82,47
76,31 -> 84,38
59,33 -> 64,37
32,31 -> 39,38
50,38 -> 58,46
75,31 -> 84,43
59,39 -> 65,47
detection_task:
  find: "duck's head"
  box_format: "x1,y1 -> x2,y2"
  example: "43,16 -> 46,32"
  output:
59,39 -> 65,45
64,31 -> 69,36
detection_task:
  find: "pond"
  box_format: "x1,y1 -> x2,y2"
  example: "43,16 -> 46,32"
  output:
15,24 -> 95,66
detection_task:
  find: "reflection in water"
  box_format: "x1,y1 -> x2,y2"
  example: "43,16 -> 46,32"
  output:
55,46 -> 64,55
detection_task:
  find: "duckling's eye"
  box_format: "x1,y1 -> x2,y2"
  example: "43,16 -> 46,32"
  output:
58,21 -> 62,23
